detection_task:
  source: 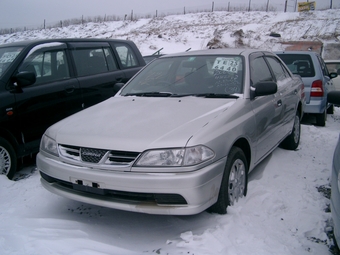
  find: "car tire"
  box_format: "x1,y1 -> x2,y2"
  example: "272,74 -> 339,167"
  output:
0,138 -> 17,180
327,104 -> 334,114
280,111 -> 301,150
208,147 -> 248,214
316,109 -> 327,127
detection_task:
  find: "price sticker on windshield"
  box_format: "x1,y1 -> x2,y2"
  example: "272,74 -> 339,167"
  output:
212,57 -> 241,73
0,52 -> 20,63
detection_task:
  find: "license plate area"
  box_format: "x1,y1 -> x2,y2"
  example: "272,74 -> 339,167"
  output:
71,178 -> 106,195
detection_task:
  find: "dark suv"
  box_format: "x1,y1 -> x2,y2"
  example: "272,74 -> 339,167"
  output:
0,38 -> 145,179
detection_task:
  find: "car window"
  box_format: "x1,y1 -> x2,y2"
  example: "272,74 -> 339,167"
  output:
265,56 -> 289,82
317,56 -> 328,76
114,43 -> 139,68
120,55 -> 244,95
72,47 -> 117,76
0,46 -> 23,77
18,43 -> 70,85
250,56 -> 272,86
276,54 -> 315,78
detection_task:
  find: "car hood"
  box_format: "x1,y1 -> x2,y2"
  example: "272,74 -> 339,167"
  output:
48,96 -> 236,152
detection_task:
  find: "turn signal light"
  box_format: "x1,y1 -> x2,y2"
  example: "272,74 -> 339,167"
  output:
310,80 -> 323,97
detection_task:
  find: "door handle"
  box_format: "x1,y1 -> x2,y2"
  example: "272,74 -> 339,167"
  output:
277,100 -> 282,107
64,85 -> 75,93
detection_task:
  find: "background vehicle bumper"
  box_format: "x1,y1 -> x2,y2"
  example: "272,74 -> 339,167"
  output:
37,152 -> 227,215
304,97 -> 326,114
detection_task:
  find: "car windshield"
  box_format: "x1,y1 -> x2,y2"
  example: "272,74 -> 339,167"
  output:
276,54 -> 315,78
120,55 -> 244,97
0,46 -> 24,77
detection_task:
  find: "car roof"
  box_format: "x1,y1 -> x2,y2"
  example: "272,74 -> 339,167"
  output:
275,51 -> 320,56
0,38 -> 133,48
325,60 -> 340,63
160,48 -> 273,58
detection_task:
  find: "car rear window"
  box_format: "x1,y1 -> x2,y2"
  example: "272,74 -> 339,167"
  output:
277,54 -> 315,78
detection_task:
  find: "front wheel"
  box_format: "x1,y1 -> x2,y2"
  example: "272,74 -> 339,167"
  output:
208,147 -> 248,214
0,138 -> 17,180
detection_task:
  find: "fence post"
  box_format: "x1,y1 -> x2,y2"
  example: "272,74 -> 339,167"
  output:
248,0 -> 251,11
184,7 -> 186,14
212,1 -> 214,12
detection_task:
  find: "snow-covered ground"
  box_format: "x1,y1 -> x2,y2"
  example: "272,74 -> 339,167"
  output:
1,9 -> 340,255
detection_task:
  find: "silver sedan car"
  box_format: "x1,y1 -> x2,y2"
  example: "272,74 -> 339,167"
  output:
328,91 -> 340,247
37,49 -> 304,215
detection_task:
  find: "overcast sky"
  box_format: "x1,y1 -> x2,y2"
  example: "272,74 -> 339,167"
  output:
0,0 -> 337,29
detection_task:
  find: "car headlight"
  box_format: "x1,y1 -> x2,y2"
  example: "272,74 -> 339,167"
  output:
40,134 -> 59,157
135,145 -> 214,167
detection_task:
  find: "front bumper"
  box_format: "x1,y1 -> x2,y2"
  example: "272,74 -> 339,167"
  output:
37,152 -> 226,215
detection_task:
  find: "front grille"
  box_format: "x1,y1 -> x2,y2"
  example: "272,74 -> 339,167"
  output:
40,172 -> 187,205
59,144 -> 140,165
81,148 -> 107,163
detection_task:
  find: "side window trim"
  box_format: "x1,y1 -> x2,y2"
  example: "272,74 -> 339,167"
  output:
249,53 -> 273,86
18,42 -> 70,85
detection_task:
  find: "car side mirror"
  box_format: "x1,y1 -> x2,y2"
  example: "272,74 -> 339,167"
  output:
329,72 -> 338,79
328,91 -> 340,105
13,71 -> 36,87
113,82 -> 125,94
253,81 -> 278,97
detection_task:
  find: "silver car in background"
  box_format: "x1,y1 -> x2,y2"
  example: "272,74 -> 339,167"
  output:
276,51 -> 338,126
37,49 -> 304,215
328,91 -> 340,248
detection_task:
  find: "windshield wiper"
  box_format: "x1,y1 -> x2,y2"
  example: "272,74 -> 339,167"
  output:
196,93 -> 239,98
124,92 -> 173,97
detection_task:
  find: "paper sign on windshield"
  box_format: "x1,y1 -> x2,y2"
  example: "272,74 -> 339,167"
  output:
212,57 -> 241,73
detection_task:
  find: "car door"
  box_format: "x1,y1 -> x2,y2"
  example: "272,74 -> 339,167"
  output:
12,42 -> 82,149
317,55 -> 334,94
69,42 -> 126,108
249,53 -> 283,164
265,55 -> 297,136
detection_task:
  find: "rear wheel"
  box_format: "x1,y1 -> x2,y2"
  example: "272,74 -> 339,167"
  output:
208,147 -> 248,214
0,138 -> 17,180
280,111 -> 301,150
316,109 -> 327,127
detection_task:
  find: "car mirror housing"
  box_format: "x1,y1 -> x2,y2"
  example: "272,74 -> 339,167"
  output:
113,82 -> 125,93
13,71 -> 36,87
329,72 -> 338,79
254,81 -> 278,97
328,91 -> 340,105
